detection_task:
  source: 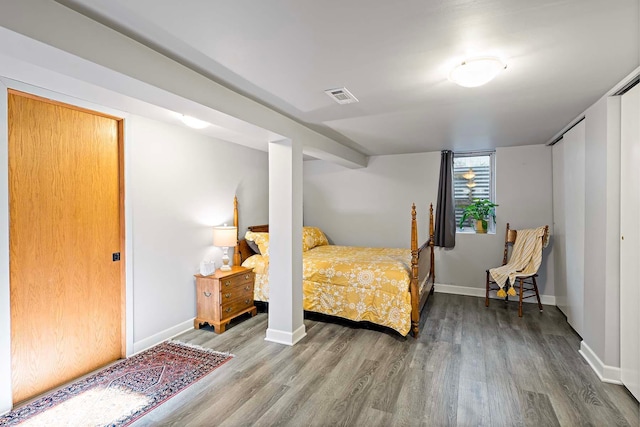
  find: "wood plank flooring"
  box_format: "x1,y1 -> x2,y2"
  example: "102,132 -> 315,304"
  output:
133,294 -> 639,426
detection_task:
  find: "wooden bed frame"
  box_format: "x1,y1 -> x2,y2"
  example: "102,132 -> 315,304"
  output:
231,196 -> 436,337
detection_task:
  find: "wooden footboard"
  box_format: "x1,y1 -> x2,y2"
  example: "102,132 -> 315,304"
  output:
410,203 -> 435,338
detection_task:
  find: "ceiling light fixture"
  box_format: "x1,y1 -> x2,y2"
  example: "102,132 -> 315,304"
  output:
449,56 -> 507,88
180,115 -> 210,129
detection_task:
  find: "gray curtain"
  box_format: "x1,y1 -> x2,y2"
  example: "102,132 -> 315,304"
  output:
434,150 -> 455,248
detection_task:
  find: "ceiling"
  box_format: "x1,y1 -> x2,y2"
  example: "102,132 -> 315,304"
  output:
58,0 -> 639,157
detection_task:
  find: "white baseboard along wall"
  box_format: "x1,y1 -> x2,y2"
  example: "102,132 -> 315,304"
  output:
434,283 -> 557,306
579,341 -> 622,384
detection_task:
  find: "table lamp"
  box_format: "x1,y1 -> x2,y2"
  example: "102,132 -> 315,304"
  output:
213,224 -> 237,271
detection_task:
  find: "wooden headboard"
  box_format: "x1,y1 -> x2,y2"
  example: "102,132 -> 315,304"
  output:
233,196 -> 269,265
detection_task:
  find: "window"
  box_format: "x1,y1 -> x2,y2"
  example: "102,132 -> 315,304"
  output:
454,152 -> 495,232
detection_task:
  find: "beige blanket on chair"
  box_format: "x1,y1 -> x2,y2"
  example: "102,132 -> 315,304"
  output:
490,226 -> 547,297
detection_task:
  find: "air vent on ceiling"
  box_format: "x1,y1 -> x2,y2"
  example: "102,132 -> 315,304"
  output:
324,87 -> 359,105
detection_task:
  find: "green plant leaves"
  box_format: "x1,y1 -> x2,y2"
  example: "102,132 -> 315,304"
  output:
458,198 -> 498,229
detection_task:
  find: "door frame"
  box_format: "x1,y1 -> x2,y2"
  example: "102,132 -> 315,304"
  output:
0,78 -> 134,411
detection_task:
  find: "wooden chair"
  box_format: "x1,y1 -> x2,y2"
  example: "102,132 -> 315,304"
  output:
485,223 -> 549,317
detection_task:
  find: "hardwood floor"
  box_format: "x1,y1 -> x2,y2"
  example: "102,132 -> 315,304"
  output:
134,294 -> 639,426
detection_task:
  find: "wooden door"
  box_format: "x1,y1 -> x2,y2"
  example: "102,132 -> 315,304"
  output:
620,83 -> 640,401
8,91 -> 124,403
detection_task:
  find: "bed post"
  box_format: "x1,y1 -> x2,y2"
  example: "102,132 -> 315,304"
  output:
429,203 -> 435,289
410,203 -> 420,338
233,195 -> 241,267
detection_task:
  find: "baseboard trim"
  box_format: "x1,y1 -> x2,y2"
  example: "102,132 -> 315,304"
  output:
265,324 -> 307,346
434,283 -> 556,306
579,341 -> 622,384
132,318 -> 194,355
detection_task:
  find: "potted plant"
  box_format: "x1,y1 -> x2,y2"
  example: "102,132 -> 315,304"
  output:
459,198 -> 498,233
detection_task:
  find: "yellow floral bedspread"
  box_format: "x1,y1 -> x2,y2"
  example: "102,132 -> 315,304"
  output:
242,245 -> 413,336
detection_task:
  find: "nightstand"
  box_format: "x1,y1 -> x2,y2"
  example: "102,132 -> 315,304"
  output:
194,266 -> 256,333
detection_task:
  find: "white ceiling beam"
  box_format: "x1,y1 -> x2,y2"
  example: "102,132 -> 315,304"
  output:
0,0 -> 367,169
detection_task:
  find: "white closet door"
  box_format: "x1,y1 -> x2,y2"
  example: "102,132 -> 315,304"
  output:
563,120 -> 586,336
620,83 -> 640,401
552,141 -> 568,314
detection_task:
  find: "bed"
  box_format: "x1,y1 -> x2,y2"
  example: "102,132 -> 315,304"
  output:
231,197 -> 435,337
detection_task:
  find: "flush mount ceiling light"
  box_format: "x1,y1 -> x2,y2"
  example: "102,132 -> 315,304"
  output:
449,56 -> 507,88
180,115 -> 210,129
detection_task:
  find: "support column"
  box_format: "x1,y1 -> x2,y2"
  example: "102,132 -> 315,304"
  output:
265,139 -> 306,345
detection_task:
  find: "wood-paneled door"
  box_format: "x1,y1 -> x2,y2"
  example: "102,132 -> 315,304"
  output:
8,90 -> 124,403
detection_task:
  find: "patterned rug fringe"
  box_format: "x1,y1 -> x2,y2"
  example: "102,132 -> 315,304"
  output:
167,339 -> 235,358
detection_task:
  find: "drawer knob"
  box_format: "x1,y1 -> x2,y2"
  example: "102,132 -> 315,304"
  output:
244,274 -> 250,280
245,299 -> 251,305
244,285 -> 250,291
224,280 -> 231,287
225,307 -> 232,313
203,291 -> 211,297
224,293 -> 231,299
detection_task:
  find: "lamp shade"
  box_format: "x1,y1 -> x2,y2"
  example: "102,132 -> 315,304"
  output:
213,225 -> 237,247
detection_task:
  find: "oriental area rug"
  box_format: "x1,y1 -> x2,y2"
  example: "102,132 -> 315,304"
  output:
0,340 -> 233,426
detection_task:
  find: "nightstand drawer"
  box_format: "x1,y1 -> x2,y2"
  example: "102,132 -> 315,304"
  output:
220,284 -> 253,302
221,297 -> 254,319
220,271 -> 254,290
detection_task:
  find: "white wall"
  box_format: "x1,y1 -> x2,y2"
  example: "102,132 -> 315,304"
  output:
304,152 -> 439,247
129,116 -> 268,348
303,144 -> 555,295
